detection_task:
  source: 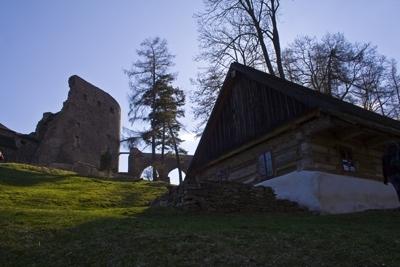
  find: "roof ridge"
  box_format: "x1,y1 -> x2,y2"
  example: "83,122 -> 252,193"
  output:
0,122 -> 10,131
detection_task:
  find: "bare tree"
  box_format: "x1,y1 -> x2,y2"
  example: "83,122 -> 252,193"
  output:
386,59 -> 400,119
352,50 -> 388,114
283,33 -> 400,119
283,33 -> 368,100
193,0 -> 285,133
190,66 -> 225,134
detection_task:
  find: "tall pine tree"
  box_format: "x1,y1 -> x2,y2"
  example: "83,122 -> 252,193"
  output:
125,37 -> 174,180
125,38 -> 186,181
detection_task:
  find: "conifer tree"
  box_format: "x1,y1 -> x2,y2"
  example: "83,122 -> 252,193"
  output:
125,37 -> 174,180
125,38 -> 186,181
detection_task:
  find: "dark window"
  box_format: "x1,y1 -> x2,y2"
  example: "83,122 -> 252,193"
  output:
110,107 -> 114,114
258,151 -> 273,178
97,101 -> 102,107
83,94 -> 88,101
340,147 -> 356,172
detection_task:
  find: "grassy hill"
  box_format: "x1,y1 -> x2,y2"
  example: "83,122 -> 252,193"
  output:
0,163 -> 400,266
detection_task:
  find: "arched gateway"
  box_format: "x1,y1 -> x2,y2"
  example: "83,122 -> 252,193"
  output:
120,147 -> 193,183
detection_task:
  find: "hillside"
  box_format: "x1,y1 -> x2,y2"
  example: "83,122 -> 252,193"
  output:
0,163 -> 400,266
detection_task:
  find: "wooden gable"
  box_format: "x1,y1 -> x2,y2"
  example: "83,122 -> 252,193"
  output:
190,70 -> 312,173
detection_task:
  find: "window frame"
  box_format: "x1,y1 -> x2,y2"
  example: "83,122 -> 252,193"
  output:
258,151 -> 274,179
339,146 -> 356,173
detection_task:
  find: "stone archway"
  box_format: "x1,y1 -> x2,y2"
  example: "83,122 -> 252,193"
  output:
126,147 -> 193,183
140,165 -> 160,181
168,168 -> 187,185
118,152 -> 130,173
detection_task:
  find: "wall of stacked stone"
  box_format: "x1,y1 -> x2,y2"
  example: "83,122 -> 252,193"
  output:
153,180 -> 307,213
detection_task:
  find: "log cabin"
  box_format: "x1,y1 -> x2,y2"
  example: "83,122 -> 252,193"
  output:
187,62 -> 400,213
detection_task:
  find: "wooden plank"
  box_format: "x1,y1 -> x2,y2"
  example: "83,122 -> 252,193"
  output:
276,163 -> 297,176
192,109 -> 321,173
230,165 -> 257,181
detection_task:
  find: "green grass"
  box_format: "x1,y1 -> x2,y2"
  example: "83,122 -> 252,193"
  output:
0,163 -> 400,266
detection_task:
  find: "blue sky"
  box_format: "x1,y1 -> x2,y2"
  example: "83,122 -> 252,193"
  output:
1,0 -> 400,180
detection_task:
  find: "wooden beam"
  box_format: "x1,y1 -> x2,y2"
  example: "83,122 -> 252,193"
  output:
338,127 -> 364,141
330,116 -> 400,147
328,109 -> 400,137
367,136 -> 398,149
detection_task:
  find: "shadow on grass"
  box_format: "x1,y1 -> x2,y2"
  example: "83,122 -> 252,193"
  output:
1,207 -> 400,267
1,163 -> 399,266
0,163 -> 166,187
0,166 -> 71,186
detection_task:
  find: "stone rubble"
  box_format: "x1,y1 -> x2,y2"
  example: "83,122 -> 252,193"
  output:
152,180 -> 308,213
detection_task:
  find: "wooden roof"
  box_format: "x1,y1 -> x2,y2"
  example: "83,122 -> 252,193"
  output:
0,123 -> 10,131
232,63 -> 400,132
188,62 -> 400,176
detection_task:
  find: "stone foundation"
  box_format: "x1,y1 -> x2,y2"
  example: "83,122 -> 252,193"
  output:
257,171 -> 400,214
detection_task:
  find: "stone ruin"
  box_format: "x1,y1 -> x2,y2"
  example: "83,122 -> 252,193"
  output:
0,75 -> 121,176
1,75 -> 196,180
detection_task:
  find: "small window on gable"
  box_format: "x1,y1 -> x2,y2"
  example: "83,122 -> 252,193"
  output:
110,107 -> 114,114
83,94 -> 88,101
340,147 -> 356,172
258,151 -> 273,178
97,101 -> 102,107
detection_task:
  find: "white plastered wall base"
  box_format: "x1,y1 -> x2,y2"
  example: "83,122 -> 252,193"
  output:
256,171 -> 400,214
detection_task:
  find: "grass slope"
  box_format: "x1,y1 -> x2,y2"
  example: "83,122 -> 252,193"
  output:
0,163 -> 400,266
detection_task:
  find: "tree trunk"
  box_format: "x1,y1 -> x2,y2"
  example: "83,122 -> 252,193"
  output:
377,94 -> 386,116
151,131 -> 157,181
326,50 -> 334,95
160,123 -> 166,181
151,50 -> 157,181
161,123 -> 166,161
270,0 -> 285,79
168,124 -> 183,184
256,26 -> 275,76
241,0 -> 275,75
